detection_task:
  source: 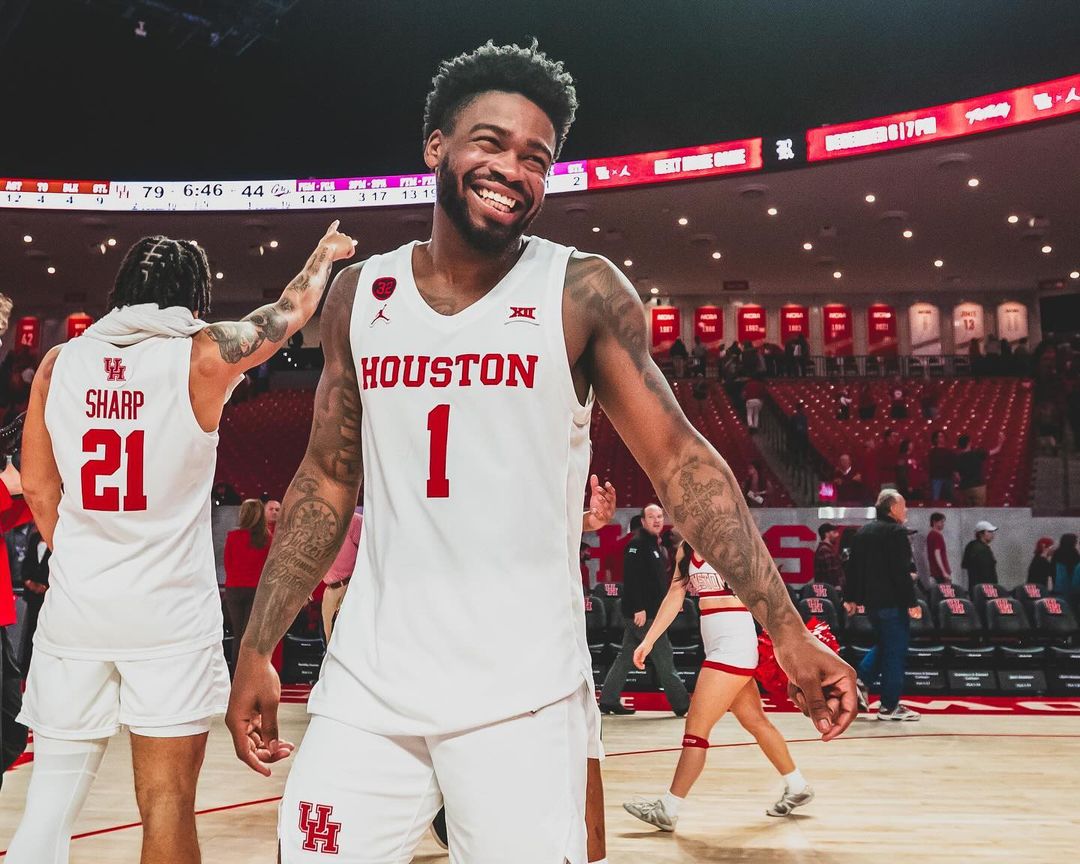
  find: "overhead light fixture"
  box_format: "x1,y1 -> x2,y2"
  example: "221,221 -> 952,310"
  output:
46,266 -> 56,274
1041,245 -> 1052,254
269,240 -> 279,248
802,242 -> 813,251
623,259 -> 633,267
832,271 -> 842,279
107,238 -> 117,247
933,259 -> 944,268
1071,271 -> 1080,280
711,251 -> 722,260
591,226 -> 600,233
22,234 -> 32,243
902,229 -> 914,239
99,244 -> 107,255
215,271 -> 224,279
767,207 -> 778,216
1007,215 -> 1019,224
864,194 -> 876,203
677,217 -> 689,226
650,287 -> 659,295
967,178 -> 980,187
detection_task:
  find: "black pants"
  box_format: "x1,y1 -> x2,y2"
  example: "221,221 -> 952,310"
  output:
225,587 -> 258,670
1,627 -> 28,787
600,621 -> 689,713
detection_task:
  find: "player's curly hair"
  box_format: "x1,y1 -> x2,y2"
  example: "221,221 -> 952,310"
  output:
423,40 -> 578,158
107,236 -> 211,316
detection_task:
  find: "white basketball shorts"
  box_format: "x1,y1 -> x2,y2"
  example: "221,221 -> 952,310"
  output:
700,607 -> 759,676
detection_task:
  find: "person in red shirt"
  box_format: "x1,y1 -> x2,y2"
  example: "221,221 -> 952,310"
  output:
926,512 -> 952,584
743,377 -> 766,431
876,429 -> 901,487
224,499 -> 273,668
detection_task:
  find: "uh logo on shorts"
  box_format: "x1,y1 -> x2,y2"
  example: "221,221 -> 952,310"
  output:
298,801 -> 342,854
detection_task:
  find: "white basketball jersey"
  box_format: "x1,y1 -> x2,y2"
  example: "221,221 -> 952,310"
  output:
36,335 -> 223,660
687,552 -> 735,598
308,237 -> 595,735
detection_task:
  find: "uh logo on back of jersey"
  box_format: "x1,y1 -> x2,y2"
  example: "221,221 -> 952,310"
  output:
104,357 -> 127,382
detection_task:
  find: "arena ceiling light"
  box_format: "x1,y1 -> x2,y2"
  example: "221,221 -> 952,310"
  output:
864,194 -> 876,203
22,234 -> 32,243
967,178 -> 981,187
1071,271 -> 1079,279
1007,215 -> 1019,223
802,242 -> 813,251
677,217 -> 689,226
107,238 -> 117,247
269,240 -> 279,248
711,251 -> 722,259
215,271 -> 225,279
650,287 -> 659,295
934,259 -> 944,267
1041,245 -> 1053,254
46,266 -> 56,274
591,226 -> 600,233
623,259 -> 633,267
767,207 -> 778,216
903,229 -> 914,238
832,270 -> 842,279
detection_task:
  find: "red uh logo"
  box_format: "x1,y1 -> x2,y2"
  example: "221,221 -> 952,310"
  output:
940,584 -> 956,598
983,585 -> 999,597
104,357 -> 127,382
946,599 -> 966,614
807,598 -> 824,613
584,597 -> 594,612
810,584 -> 828,598
1024,584 -> 1040,598
604,583 -> 619,597
1045,599 -> 1062,615
298,802 -> 341,854
993,599 -> 1014,615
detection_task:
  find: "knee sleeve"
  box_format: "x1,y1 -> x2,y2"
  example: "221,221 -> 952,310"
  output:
681,734 -> 709,749
5,735 -> 108,864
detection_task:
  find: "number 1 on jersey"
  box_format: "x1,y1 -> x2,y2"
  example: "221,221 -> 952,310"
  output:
426,404 -> 450,498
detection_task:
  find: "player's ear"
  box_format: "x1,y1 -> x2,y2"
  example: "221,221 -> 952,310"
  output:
423,130 -> 444,171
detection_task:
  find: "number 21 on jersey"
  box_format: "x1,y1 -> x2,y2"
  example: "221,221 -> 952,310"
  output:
81,429 -> 147,511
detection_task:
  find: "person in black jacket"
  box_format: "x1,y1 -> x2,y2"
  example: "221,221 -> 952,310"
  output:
844,490 -> 921,721
18,525 -> 50,675
599,504 -> 690,717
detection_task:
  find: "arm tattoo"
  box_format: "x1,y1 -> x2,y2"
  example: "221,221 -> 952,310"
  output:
204,304 -> 289,363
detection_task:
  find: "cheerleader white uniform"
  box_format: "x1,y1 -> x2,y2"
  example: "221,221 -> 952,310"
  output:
687,553 -> 759,676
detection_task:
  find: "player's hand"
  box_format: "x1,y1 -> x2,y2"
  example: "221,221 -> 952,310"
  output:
583,475 -> 617,532
776,628 -> 857,742
320,220 -> 357,262
226,646 -> 295,776
633,641 -> 653,670
633,610 -> 647,628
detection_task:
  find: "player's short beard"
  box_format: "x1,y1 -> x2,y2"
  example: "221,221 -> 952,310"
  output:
436,157 -> 537,255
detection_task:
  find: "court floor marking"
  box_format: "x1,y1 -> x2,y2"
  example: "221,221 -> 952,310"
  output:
3,729 -> 1077,856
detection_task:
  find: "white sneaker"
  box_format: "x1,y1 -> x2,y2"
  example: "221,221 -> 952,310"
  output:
623,798 -> 677,831
877,704 -> 921,721
855,678 -> 869,712
766,785 -> 815,817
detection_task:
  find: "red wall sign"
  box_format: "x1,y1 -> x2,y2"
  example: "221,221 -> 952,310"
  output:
867,303 -> 899,356
67,313 -> 93,339
807,72 -> 1080,162
694,306 -> 724,355
822,304 -> 853,356
736,305 -> 766,346
14,316 -> 40,352
588,137 -> 763,189
650,306 -> 681,355
780,304 -> 809,343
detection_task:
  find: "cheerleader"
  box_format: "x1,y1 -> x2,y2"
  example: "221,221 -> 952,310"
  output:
623,541 -> 813,831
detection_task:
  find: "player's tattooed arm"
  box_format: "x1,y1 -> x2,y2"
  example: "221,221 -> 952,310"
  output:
195,220 -> 355,378
565,254 -> 798,637
242,265 -> 365,656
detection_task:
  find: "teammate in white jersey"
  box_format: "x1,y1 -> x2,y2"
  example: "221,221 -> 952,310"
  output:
624,542 -> 813,833
227,41 -> 856,863
9,222 -> 355,864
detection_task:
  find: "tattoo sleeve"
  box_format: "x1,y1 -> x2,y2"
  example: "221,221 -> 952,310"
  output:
203,244 -> 333,367
567,255 -> 803,637
242,265 -> 365,655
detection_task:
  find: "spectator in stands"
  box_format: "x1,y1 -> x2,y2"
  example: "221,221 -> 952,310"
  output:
877,428 -> 901,488
961,520 -> 998,586
669,337 -> 689,378
741,340 -> 764,378
835,386 -> 853,420
790,402 -> 809,461
1027,537 -> 1055,589
322,510 -> 362,642
264,498 -> 281,533
743,461 -> 772,507
895,438 -> 920,500
968,338 -> 984,375
814,523 -> 844,590
888,381 -> 908,419
691,336 -> 708,378
599,504 -> 690,718
857,383 -> 877,420
223,499 -> 273,669
743,376 -> 765,431
18,525 -> 49,674
861,437 -> 881,497
1051,534 -> 1080,601
928,431 -> 954,502
833,453 -> 867,506
954,432 -> 1005,506
212,481 -> 242,506
926,512 -> 952,584
846,489 -> 920,721
920,379 -> 942,420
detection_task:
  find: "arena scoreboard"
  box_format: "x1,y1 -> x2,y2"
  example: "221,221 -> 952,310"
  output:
1,71 -> 1077,213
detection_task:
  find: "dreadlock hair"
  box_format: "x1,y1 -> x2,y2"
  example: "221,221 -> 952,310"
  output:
423,40 -> 578,158
107,236 -> 212,316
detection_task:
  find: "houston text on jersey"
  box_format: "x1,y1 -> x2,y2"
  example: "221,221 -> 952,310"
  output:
358,353 -> 538,390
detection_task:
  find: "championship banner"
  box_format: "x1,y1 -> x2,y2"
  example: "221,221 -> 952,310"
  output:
650,306 -> 680,356
736,304 -> 766,346
867,303 -> 899,356
14,316 -> 40,351
779,304 -> 809,343
822,303 -> 853,356
909,302 -> 942,355
953,302 -> 986,348
66,312 -> 94,339
694,306 -> 724,355
997,302 -> 1028,345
